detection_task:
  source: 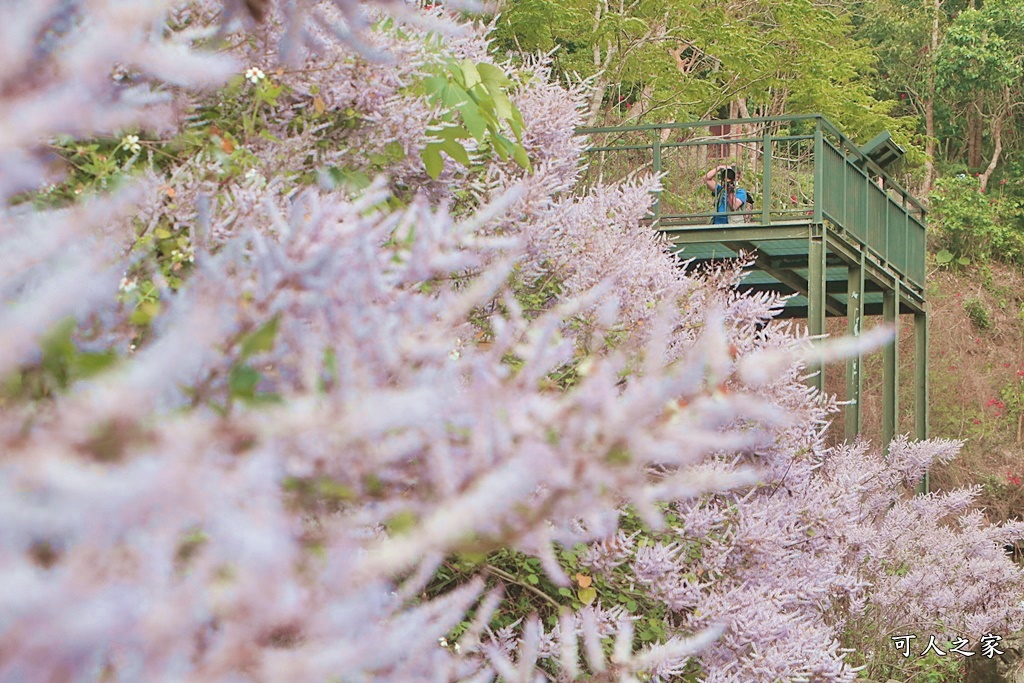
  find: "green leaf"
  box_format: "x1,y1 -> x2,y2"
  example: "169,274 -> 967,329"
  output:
460,59 -> 482,89
41,318 -> 76,376
72,351 -> 118,379
438,138 -> 471,166
492,90 -> 515,121
491,133 -> 511,162
239,315 -> 280,360
477,62 -> 511,89
385,510 -> 418,535
317,478 -> 356,502
512,144 -> 532,172
936,249 -> 954,264
457,102 -> 488,142
439,81 -> 471,108
578,587 -> 597,605
422,143 -> 444,179
385,141 -> 405,162
421,75 -> 449,96
325,167 -> 371,190
229,364 -> 261,399
130,301 -> 160,326
433,125 -> 472,142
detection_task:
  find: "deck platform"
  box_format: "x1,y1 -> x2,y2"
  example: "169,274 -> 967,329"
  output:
577,115 -> 929,466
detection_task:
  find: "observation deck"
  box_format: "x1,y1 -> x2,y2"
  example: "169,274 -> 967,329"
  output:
577,115 -> 929,457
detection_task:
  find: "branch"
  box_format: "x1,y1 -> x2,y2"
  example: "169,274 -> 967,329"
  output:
484,564 -> 562,610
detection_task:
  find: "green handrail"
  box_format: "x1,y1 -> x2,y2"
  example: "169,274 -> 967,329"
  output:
575,115 -> 927,289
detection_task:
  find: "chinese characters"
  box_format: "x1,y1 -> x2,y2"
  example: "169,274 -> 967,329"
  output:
891,634 -> 1005,659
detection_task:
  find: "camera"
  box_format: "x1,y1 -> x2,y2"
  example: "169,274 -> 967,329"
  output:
718,166 -> 737,184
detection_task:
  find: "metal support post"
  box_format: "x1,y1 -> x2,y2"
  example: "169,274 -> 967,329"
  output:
845,256 -> 865,441
915,309 -> 930,493
651,131 -> 662,227
808,227 -> 827,392
882,285 -> 900,451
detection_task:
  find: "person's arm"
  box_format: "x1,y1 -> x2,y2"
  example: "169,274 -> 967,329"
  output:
704,165 -> 725,193
728,187 -> 747,211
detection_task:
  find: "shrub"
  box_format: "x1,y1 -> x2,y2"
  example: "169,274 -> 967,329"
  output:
930,174 -> 1024,265
1,3 -> 1022,683
964,296 -> 994,329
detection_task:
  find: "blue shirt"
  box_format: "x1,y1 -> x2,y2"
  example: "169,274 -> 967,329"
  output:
711,184 -> 748,224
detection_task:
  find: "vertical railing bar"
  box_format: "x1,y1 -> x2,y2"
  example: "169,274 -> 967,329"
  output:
651,129 -> 662,228
762,130 -> 772,224
884,185 -> 890,266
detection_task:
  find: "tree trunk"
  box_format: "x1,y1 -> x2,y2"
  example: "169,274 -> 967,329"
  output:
968,95 -> 985,169
583,3 -> 615,127
585,75 -> 608,128
922,0 -> 940,196
978,112 -> 1003,192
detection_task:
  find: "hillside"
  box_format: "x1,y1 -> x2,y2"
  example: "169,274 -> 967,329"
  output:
821,256 -> 1024,524
926,262 -> 1024,523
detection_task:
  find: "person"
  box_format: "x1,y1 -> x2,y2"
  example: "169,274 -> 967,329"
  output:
703,164 -> 748,224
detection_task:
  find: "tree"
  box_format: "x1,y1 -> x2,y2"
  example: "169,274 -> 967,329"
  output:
494,0 -> 912,148
935,0 -> 1024,190
855,0 -> 966,193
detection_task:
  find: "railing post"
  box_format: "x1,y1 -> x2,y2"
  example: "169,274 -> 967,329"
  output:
813,121 -> 823,225
845,255 -> 865,442
884,185 -> 890,264
842,140 -> 849,227
905,202 -> 913,280
864,167 -> 870,250
761,130 -> 772,224
651,130 -> 662,228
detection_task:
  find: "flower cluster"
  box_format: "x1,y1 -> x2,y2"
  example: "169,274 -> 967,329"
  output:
0,3 -> 1022,683
986,396 -> 1006,416
121,134 -> 142,154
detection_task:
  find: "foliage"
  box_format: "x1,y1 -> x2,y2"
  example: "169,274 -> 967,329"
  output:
489,0 -> 909,142
934,0 -> 1024,104
417,55 -> 532,179
929,174 -> 1024,265
964,297 -> 993,330
1,2 -> 1024,683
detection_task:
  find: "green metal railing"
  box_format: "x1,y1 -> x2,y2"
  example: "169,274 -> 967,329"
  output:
576,115 -> 927,289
